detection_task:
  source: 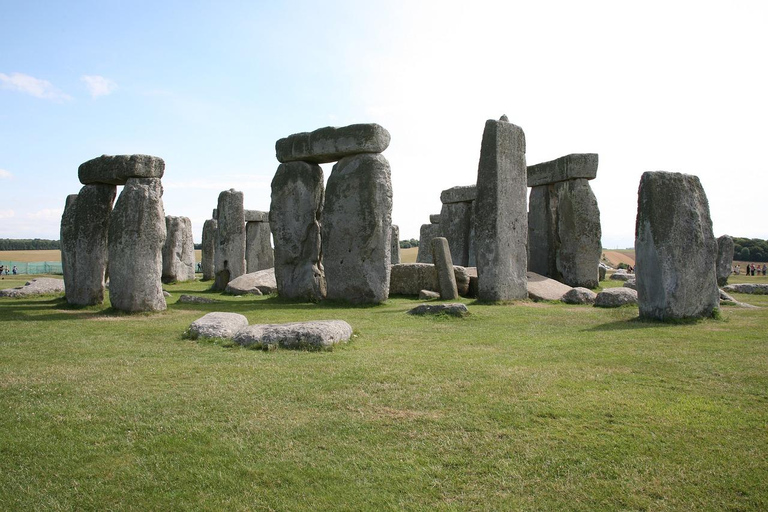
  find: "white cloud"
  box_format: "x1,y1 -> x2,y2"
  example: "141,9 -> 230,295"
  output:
0,72 -> 72,101
26,208 -> 62,220
81,75 -> 117,98
0,209 -> 15,219
0,169 -> 12,179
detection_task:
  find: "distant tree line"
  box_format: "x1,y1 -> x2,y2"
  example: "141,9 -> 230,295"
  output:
0,239 -> 61,251
399,239 -> 420,249
733,237 -> 768,262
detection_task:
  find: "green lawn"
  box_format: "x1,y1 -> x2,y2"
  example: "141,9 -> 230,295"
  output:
1,276 -> 767,510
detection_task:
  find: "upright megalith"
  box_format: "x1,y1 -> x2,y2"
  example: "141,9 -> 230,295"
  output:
322,153 -> 393,303
390,225 -> 401,264
213,189 -> 246,290
201,219 -> 217,280
246,215 -> 274,273
432,237 -> 458,300
474,116 -> 528,301
276,123 -> 391,164
60,184 -> 117,305
270,161 -> 326,301
439,185 -> 476,267
635,171 -> 719,320
716,235 -> 734,287
108,178 -> 167,312
416,223 -> 441,263
162,215 -> 195,283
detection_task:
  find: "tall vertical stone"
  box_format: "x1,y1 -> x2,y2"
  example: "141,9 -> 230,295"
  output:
214,189 -> 246,289
439,202 -> 473,266
554,179 -> 601,288
390,225 -> 401,264
323,153 -> 392,303
246,220 -> 275,272
162,215 -> 195,283
635,171 -> 719,320
270,161 -> 326,301
108,178 -> 166,312
60,185 -> 117,305
416,223 -> 441,263
431,237 -> 458,300
527,185 -> 557,278
201,219 -> 217,281
474,116 -> 528,301
716,235 -> 734,287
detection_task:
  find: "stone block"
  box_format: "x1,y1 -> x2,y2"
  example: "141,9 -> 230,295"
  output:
78,154 -> 165,185
201,219 -> 217,280
527,153 -> 598,187
214,189 -> 246,289
246,221 -> 274,273
431,237 -> 458,300
275,123 -> 391,164
440,185 -> 476,204
416,223 -> 441,263
162,215 -> 195,283
244,210 -> 268,222
716,235 -> 734,287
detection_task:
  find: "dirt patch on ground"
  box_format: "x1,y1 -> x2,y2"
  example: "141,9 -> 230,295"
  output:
603,250 -> 635,267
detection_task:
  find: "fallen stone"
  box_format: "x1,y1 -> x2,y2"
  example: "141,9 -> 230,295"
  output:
419,289 -> 440,300
233,320 -> 353,350
609,271 -> 634,281
716,235 -> 734,287
407,303 -> 469,317
0,278 -> 65,298
389,263 -> 470,296
527,153 -> 598,187
275,123 -> 391,164
440,185 -> 476,204
244,210 -> 268,222
224,268 -> 276,295
722,283 -> 768,295
527,271 -> 573,301
188,312 -> 249,339
163,290 -> 171,297
594,288 -> 638,308
561,287 -> 597,304
78,154 -> 165,185
178,294 -> 219,304
624,279 -> 637,290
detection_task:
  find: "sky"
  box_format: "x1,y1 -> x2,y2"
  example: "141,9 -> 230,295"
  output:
1,0 -> 767,249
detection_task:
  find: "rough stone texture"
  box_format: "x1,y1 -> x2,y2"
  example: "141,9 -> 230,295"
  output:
246,221 -> 274,273
561,287 -> 597,304
276,123 -> 391,164
270,161 -> 326,301
78,154 -> 165,185
527,153 -> 598,187
212,208 -> 218,219
322,153 -> 392,304
440,185 -> 477,204
213,189 -> 246,289
188,312 -> 248,339
474,117 -> 528,301
162,216 -> 195,283
429,214 -> 442,224
0,278 -> 66,298
419,289 -> 440,300
244,210 -> 268,222
635,171 -> 719,320
722,283 -> 768,295
389,263 -> 470,296
527,185 -> 556,278
594,287 -> 638,308
214,268 -> 230,292
609,270 -> 634,281
108,178 -> 167,312
439,201 -> 473,266
407,303 -> 469,317
599,265 -> 607,281
178,294 -> 218,304
59,184 -> 116,305
224,268 -> 277,295
416,224 -> 441,263
719,288 -> 758,308
716,235 -> 734,287
624,279 -> 637,290
201,219 -> 217,280
390,225 -> 401,264
233,320 -> 353,350
527,271 -> 573,301
431,237 -> 458,300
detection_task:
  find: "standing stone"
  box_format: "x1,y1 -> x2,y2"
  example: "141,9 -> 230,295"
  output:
431,237 -> 458,300
439,201 -> 473,266
474,117 -> 528,301
270,161 -> 326,301
716,235 -> 734,287
527,185 -> 557,278
416,223 -> 441,263
213,189 -> 246,290
59,185 -> 117,306
108,178 -> 166,312
554,179 -> 601,288
246,220 -> 275,272
201,219 -> 217,281
323,153 -> 392,303
162,215 -> 195,283
635,171 -> 719,320
390,225 -> 401,264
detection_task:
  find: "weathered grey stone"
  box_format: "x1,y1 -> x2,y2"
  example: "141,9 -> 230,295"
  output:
594,287 -> 638,308
623,279 -> 637,290
635,171 -> 719,320
162,290 -> 171,297
419,289 -> 440,300
716,235 -> 734,287
416,224 -> 441,263
270,161 -> 326,301
718,288 -> 758,308
246,221 -> 274,273
599,265 -> 607,281
722,283 -> 768,295
561,287 -> 597,304
527,185 -> 556,278
527,153 -> 598,187
609,270 -> 634,281
527,271 -> 572,301
162,216 -> 195,283
244,210 -> 268,222
213,189 -> 246,290
474,117 -> 528,301
60,184 -> 116,306
212,208 -> 218,219
390,225 -> 401,264
407,303 -> 469,317
440,185 -> 476,204
213,268 -> 230,292
429,214 -> 442,224
431,237 -> 458,300
389,263 -> 470,296
439,201 -> 473,266
78,154 -> 164,185
224,268 -> 276,295
201,219 -> 217,281
322,153 -> 392,304
233,320 -> 353,350
108,178 -> 167,312
0,278 -> 65,298
188,312 -> 248,339
178,294 -> 218,304
276,123 -> 391,164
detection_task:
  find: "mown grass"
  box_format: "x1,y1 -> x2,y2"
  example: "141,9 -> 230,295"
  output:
1,277 -> 767,510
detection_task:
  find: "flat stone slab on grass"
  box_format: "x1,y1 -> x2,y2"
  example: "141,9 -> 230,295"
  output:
0,278 -> 65,298
719,289 -> 758,309
275,123 -> 391,164
527,271 -> 573,301
722,283 -> 768,295
78,154 -> 165,185
178,295 -> 219,304
594,288 -> 638,308
561,287 -> 597,304
224,268 -> 277,295
407,303 -> 469,317
233,320 -> 353,350
188,312 -> 248,339
609,271 -> 634,281
419,289 -> 440,300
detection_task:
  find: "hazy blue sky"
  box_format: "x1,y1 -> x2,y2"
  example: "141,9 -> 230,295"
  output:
2,1 -> 767,248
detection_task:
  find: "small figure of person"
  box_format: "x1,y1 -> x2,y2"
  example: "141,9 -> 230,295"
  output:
763,263 -> 767,276
12,265 -> 17,275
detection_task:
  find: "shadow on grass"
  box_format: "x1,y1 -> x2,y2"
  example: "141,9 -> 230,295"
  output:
586,315 -> 719,331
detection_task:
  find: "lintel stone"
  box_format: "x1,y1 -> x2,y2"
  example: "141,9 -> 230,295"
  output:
440,185 -> 476,204
527,153 -> 598,187
244,210 -> 269,222
78,154 -> 165,185
276,123 -> 391,164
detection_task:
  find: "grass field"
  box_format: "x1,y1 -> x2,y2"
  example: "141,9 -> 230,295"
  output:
1,272 -> 767,510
